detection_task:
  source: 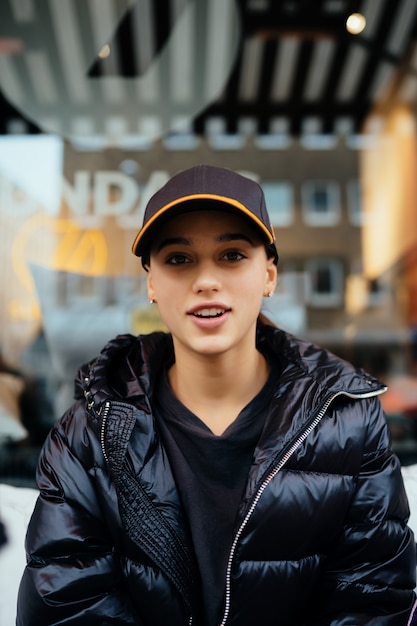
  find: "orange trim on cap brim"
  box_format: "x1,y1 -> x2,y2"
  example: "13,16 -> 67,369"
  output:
132,193 -> 276,255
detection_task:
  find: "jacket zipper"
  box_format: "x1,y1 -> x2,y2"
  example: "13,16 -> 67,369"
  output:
218,386 -> 386,626
100,400 -> 111,463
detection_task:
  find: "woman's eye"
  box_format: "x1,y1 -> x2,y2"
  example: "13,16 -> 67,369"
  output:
166,253 -> 190,265
222,250 -> 245,262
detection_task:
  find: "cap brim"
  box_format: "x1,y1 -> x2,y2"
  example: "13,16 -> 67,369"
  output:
132,193 -> 276,258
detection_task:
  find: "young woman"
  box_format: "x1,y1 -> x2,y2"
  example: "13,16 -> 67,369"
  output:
17,164 -> 416,625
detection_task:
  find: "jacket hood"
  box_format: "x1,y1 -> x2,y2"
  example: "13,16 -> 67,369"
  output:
257,325 -> 386,397
74,331 -> 174,412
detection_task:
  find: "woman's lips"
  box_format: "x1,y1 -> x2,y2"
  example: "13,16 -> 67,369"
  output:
192,307 -> 228,318
187,305 -> 231,328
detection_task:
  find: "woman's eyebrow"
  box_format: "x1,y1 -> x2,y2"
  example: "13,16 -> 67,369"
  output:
217,232 -> 255,244
155,236 -> 190,252
155,232 -> 254,252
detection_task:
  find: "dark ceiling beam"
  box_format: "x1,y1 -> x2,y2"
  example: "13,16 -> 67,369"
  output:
241,0 -> 361,40
256,39 -> 279,134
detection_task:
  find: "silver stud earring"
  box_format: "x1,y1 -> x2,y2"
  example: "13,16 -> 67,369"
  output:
149,298 -> 156,304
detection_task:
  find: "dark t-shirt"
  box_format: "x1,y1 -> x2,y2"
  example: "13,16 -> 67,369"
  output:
153,358 -> 279,626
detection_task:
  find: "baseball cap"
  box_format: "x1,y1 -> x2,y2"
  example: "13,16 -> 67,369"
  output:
132,164 -> 278,267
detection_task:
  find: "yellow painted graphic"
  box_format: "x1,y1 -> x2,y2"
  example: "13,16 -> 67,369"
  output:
12,214 -> 108,295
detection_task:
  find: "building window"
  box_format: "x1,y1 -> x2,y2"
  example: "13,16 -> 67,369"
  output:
367,276 -> 389,307
347,179 -> 363,226
273,261 -> 297,301
262,181 -> 294,226
262,262 -> 307,333
205,117 -> 245,150
302,180 -> 341,226
306,258 -> 344,307
67,272 -> 106,307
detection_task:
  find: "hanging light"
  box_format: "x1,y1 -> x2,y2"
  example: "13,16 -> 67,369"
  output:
346,13 -> 366,35
98,44 -> 111,59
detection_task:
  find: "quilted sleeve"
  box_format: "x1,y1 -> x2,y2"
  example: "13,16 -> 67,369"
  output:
16,402 -> 141,626
308,396 -> 416,626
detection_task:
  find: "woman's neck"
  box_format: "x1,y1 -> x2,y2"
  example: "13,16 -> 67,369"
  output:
167,346 -> 269,435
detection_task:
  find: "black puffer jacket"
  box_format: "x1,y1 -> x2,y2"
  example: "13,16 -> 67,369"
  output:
17,326 -> 416,625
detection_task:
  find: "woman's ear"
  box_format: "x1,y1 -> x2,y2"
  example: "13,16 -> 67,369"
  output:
265,258 -> 278,297
147,270 -> 155,303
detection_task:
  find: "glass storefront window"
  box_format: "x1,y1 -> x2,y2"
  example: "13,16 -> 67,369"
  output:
0,0 -> 416,478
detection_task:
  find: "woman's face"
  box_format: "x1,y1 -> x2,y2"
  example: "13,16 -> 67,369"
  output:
147,210 -> 277,361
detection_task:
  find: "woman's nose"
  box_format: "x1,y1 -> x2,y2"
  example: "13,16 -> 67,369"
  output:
192,262 -> 221,294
